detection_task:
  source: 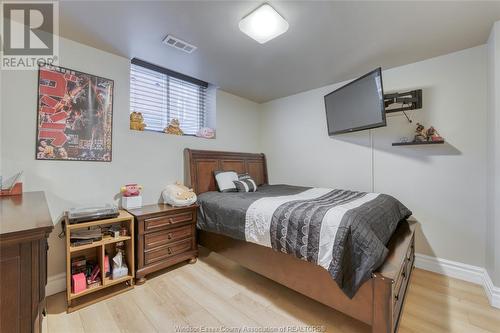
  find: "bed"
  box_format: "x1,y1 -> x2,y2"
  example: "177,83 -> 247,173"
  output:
184,148 -> 415,333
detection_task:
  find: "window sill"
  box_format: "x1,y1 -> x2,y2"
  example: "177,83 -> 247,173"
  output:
130,128 -> 215,139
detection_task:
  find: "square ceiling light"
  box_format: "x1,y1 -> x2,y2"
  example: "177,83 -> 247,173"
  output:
238,3 -> 289,44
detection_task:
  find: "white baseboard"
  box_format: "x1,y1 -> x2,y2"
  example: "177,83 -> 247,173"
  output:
415,253 -> 500,309
414,254 -> 485,284
46,272 -> 66,296
483,270 -> 500,308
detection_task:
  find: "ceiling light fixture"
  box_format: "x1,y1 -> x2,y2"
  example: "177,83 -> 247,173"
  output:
238,3 -> 289,44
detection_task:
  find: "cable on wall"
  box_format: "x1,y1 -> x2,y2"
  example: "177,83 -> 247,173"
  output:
369,129 -> 375,192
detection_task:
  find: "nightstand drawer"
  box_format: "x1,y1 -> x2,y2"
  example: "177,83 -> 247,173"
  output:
145,238 -> 193,265
144,211 -> 193,231
144,225 -> 192,250
127,203 -> 198,283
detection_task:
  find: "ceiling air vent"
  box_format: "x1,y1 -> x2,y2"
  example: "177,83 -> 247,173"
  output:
162,35 -> 197,54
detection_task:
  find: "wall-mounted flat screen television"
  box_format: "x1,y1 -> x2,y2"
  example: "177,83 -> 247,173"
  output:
324,67 -> 386,135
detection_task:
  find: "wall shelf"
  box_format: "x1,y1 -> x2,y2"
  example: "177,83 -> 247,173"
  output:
392,140 -> 445,146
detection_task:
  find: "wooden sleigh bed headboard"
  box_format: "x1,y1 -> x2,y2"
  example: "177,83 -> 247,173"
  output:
184,149 -> 269,194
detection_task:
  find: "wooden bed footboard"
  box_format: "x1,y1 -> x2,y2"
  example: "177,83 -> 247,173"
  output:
198,221 -> 415,333
372,220 -> 415,333
184,148 -> 416,333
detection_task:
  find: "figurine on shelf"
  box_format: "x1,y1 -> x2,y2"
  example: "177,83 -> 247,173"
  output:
120,184 -> 142,197
426,126 -> 444,142
414,123 -> 427,142
164,118 -> 184,136
120,184 -> 143,209
129,112 -> 147,131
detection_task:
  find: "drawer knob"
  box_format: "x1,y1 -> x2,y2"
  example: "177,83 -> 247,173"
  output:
167,233 -> 172,240
167,248 -> 172,254
395,294 -> 399,301
168,218 -> 174,224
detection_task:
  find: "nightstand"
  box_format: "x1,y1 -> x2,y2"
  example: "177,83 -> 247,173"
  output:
126,204 -> 198,284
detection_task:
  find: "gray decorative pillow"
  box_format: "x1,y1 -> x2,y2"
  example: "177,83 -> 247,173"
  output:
214,170 -> 238,192
233,175 -> 257,192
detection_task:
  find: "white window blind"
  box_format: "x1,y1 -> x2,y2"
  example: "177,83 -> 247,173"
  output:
130,59 -> 208,135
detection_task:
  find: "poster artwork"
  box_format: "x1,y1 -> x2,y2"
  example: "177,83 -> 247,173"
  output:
36,64 -> 113,161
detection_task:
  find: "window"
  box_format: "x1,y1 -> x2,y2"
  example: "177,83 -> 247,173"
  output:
130,58 -> 210,135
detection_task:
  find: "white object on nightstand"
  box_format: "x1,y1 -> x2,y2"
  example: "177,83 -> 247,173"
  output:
121,195 -> 142,209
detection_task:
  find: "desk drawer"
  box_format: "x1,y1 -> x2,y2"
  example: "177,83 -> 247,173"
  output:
145,225 -> 193,250
145,238 -> 192,265
144,211 -> 193,231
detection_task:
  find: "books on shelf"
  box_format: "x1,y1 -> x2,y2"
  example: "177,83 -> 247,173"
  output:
71,256 -> 86,275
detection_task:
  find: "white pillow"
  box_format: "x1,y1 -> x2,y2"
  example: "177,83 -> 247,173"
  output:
214,171 -> 238,192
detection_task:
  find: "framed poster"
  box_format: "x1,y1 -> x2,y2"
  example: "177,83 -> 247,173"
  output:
36,64 -> 114,161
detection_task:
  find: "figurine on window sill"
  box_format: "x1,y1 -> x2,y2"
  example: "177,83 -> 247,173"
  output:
164,118 -> 184,136
130,112 -> 147,131
196,127 -> 215,139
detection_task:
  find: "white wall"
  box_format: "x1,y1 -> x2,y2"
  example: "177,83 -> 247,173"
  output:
0,67 -> 2,178
0,37 -> 262,279
487,22 -> 500,286
0,30 -> 496,289
260,46 -> 488,268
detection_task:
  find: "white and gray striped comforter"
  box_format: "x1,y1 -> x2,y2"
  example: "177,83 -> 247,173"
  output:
197,185 -> 412,297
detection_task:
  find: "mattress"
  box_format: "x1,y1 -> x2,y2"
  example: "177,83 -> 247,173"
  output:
197,184 -> 308,240
196,184 -> 412,297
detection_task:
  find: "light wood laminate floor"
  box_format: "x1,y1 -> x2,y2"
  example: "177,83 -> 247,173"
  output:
45,249 -> 500,333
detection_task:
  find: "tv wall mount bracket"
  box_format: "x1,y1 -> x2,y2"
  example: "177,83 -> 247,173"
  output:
383,89 -> 422,123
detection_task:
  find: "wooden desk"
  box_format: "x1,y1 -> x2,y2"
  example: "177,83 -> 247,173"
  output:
0,192 -> 54,333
